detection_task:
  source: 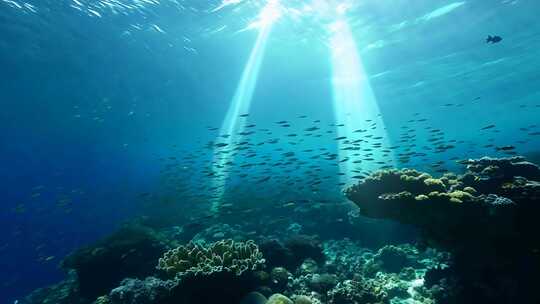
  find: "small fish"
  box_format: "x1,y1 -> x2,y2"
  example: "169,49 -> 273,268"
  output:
256,176 -> 271,183
486,35 -> 502,44
481,124 -> 496,130
496,146 -> 515,151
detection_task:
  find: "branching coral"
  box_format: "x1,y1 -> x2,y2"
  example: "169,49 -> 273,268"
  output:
328,279 -> 388,304
156,239 -> 264,279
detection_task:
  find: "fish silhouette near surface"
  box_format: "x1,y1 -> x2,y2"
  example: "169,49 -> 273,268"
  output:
486,35 -> 502,44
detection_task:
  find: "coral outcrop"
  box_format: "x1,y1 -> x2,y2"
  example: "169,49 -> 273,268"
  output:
346,156 -> 540,303
61,224 -> 170,300
20,270 -> 86,304
155,239 -> 265,304
107,277 -> 176,304
328,279 -> 388,304
156,239 -> 264,278
260,236 -> 325,271
370,245 -> 418,274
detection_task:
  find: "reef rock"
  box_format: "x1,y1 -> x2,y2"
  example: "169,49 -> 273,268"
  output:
108,277 -> 176,304
371,245 -> 418,274
260,236 -> 325,271
346,156 -> 540,303
61,224 -> 170,300
328,279 -> 388,304
239,291 -> 267,304
20,270 -> 86,304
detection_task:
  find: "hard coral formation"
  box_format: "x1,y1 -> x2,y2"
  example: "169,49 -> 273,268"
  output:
270,267 -> 292,291
346,156 -> 540,303
371,245 -> 418,273
328,279 -> 388,304
22,236 -> 445,304
107,277 -> 176,304
260,236 -> 325,271
267,293 -> 294,304
345,159 -> 530,253
62,224 -> 170,300
156,239 -> 266,304
239,291 -> 268,304
156,239 -> 264,278
307,273 -> 338,293
20,270 -> 85,304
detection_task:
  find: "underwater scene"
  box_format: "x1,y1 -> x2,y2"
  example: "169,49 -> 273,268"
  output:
2,0 -> 540,303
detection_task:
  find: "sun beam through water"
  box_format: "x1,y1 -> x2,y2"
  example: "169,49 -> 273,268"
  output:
329,19 -> 394,187
210,1 -> 280,212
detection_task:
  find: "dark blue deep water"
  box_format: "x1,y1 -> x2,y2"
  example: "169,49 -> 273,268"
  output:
1,1 -> 540,303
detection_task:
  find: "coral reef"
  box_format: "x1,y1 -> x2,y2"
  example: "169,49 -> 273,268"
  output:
370,244 -> 418,274
156,239 -> 264,278
327,279 -> 387,304
61,224 -> 171,300
239,291 -> 268,304
307,273 -> 338,294
20,270 -> 87,304
155,239 -> 266,304
107,277 -> 176,304
260,235 -> 325,271
267,293 -> 294,304
31,157 -> 540,304
270,267 -> 292,291
287,240 -> 444,304
292,294 -> 314,304
346,156 -> 540,303
22,236 -> 443,304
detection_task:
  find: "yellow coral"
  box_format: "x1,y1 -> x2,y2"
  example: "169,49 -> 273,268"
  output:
415,194 -> 429,201
424,178 -> 445,187
449,197 -> 463,204
93,296 -> 112,304
449,190 -> 474,200
418,173 -> 432,180
463,186 -> 477,194
447,179 -> 459,186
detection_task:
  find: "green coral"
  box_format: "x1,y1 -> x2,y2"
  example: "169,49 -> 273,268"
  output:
345,167 -> 482,223
157,239 -> 264,279
267,294 -> 294,304
328,279 -> 388,304
92,296 -> 112,304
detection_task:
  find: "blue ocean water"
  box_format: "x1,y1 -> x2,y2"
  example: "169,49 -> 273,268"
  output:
1,0 -> 540,303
